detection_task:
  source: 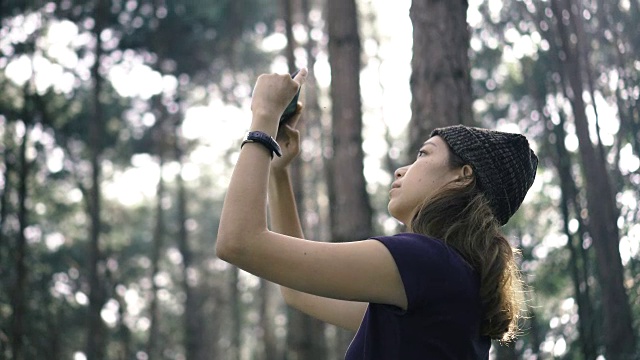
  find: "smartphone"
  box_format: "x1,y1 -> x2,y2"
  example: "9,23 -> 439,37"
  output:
280,69 -> 301,123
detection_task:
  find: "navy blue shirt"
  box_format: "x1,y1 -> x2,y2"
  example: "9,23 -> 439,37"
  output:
344,233 -> 490,359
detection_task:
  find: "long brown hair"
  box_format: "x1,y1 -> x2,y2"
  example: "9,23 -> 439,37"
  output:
409,151 -> 524,342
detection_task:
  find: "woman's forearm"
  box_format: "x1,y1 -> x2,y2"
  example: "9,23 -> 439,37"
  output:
268,168 -> 306,302
268,166 -> 313,307
216,115 -> 278,258
268,168 -> 304,239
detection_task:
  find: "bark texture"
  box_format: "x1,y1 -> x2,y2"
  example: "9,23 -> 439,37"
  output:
326,0 -> 371,356
409,0 -> 473,152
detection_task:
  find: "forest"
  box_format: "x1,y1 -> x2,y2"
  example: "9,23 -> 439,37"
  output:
0,0 -> 639,359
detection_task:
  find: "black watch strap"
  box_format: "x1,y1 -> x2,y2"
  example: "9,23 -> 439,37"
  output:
241,131 -> 282,158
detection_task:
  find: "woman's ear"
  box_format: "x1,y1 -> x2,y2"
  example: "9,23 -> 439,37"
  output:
456,165 -> 474,185
462,164 -> 473,178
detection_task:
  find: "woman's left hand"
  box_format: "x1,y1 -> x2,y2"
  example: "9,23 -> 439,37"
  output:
271,103 -> 304,171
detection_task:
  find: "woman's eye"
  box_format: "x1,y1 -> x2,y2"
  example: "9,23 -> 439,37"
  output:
416,150 -> 427,158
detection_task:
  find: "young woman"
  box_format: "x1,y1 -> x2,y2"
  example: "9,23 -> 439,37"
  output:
216,69 -> 538,359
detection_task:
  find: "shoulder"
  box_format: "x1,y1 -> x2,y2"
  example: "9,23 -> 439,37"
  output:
371,232 -> 475,282
372,233 -> 456,261
369,233 -> 478,311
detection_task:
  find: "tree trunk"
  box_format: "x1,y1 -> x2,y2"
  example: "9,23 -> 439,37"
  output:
572,0 -> 605,162
550,0 -> 636,358
11,120 -> 28,360
598,0 -> 640,162
301,0 -> 329,243
282,0 -> 296,72
326,0 -> 371,247
524,51 -> 599,357
326,0 -> 370,357
111,289 -> 132,360
409,0 -> 473,152
146,140 -> 165,360
174,122 -> 203,360
258,280 -> 278,360
285,308 -> 328,360
229,267 -> 242,360
0,121 -> 13,260
86,1 -> 108,358
281,0 -> 328,358
551,116 -> 597,359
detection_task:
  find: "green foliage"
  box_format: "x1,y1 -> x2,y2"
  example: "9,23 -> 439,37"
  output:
0,0 -> 281,358
469,0 -> 640,357
1,0 -> 638,358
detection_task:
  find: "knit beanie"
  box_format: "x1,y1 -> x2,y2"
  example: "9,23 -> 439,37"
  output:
430,125 -> 538,226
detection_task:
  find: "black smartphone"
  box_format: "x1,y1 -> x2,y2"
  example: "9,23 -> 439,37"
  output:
280,69 -> 301,123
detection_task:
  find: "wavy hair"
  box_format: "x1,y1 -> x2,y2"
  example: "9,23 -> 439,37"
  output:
409,151 -> 524,342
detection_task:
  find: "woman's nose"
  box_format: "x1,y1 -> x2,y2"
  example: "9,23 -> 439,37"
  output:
394,166 -> 408,179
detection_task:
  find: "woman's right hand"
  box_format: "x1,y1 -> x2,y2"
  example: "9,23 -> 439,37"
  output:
271,103 -> 304,171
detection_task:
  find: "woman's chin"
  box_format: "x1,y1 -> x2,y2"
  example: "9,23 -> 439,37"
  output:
387,202 -> 397,218
387,204 -> 407,226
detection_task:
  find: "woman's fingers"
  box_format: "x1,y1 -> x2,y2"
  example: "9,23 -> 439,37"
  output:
282,124 -> 299,145
275,122 -> 299,148
287,103 -> 304,129
252,71 -> 305,119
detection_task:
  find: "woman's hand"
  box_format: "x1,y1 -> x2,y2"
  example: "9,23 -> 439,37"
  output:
271,103 -> 303,171
251,69 -> 307,134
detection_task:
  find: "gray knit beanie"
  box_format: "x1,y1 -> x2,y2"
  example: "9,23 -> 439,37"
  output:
430,125 -> 538,226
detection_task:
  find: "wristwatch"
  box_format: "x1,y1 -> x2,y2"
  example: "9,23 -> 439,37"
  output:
241,131 -> 282,158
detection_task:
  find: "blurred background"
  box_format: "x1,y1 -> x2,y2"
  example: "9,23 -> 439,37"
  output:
0,0 -> 639,359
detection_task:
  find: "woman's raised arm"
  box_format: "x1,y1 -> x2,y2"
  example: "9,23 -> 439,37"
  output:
215,70 -> 407,311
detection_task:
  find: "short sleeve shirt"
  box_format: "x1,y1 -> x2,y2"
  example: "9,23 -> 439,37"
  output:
344,233 -> 490,359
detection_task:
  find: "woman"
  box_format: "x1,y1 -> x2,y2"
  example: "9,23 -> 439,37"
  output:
216,69 -> 538,359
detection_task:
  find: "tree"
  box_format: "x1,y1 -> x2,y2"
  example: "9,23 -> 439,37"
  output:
85,1 -> 109,358
326,0 -> 371,246
545,1 -> 636,357
145,98 -> 168,360
11,89 -> 31,360
466,0 -> 640,356
279,0 -> 328,359
0,1 -> 281,358
326,0 -> 372,356
409,0 -> 474,151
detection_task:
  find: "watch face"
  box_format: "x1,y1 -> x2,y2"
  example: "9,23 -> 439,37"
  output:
250,132 -> 268,142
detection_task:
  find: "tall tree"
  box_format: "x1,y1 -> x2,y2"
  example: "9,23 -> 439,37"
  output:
280,0 -> 328,359
11,115 -> 29,360
326,0 -> 371,356
326,0 -> 371,247
552,116 -> 597,360
409,0 -> 473,150
174,116 -> 205,360
228,267 -> 242,360
2,17 -> 41,360
522,52 -> 598,358
0,1 -> 282,358
0,132 -> 13,355
546,0 -> 636,357
467,0 -> 640,355
146,103 -> 167,360
86,1 -> 109,358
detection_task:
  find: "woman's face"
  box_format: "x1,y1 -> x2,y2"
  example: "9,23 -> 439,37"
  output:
388,136 -> 462,225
